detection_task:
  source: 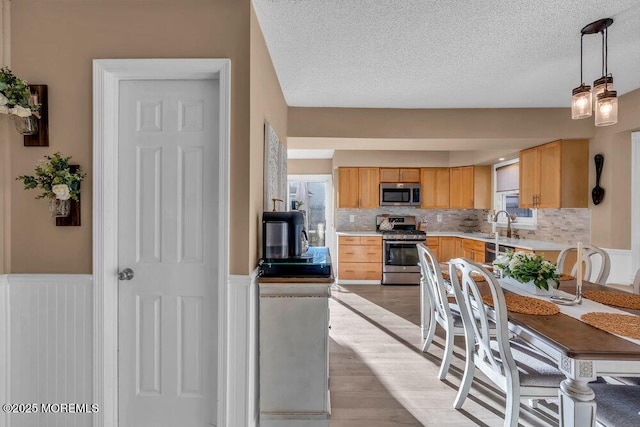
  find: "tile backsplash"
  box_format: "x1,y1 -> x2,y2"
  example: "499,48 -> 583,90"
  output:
336,207 -> 590,244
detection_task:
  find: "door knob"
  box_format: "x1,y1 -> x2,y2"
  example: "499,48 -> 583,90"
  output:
118,268 -> 135,281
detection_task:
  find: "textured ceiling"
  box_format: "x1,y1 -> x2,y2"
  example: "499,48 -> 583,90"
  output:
253,0 -> 640,109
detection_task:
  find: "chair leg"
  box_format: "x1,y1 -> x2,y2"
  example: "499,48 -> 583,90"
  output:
437,327 -> 454,380
505,387 -> 519,427
454,334 -> 474,409
421,310 -> 437,353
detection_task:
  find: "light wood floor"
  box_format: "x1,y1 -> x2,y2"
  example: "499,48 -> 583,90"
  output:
329,284 -> 558,427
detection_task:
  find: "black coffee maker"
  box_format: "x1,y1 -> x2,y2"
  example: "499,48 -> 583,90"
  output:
262,211 -> 309,261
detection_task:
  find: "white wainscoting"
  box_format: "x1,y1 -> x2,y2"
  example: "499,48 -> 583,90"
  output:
0,274 -> 93,427
603,248 -> 635,289
227,272 -> 259,427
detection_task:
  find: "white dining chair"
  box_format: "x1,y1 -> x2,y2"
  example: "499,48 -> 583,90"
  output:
417,243 -> 466,380
448,258 -> 565,427
556,243 -> 611,285
590,383 -> 640,427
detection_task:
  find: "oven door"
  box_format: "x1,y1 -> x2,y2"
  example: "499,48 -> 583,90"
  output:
383,240 -> 422,272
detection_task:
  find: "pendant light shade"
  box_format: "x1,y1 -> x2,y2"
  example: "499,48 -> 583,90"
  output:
570,18 -> 617,126
595,90 -> 618,126
571,85 -> 592,119
593,76 -> 613,106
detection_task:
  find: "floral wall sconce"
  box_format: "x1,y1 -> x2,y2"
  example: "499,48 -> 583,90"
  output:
16,152 -> 85,226
0,68 -> 49,146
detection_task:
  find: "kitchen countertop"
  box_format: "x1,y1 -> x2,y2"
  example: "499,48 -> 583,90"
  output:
336,230 -> 569,251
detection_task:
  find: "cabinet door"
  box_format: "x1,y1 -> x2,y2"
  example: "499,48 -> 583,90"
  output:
449,168 -> 462,209
459,166 -> 474,209
455,238 -> 464,258
358,168 -> 380,208
426,237 -> 440,260
537,141 -> 562,208
519,147 -> 538,208
338,168 -> 359,208
450,167 -> 474,209
439,237 -> 456,262
421,168 -> 450,209
379,168 -> 400,182
399,168 -> 420,183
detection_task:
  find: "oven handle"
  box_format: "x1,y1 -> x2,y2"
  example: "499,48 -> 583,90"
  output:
384,240 -> 426,245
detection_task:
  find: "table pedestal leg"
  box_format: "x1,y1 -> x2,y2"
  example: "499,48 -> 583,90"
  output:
558,379 -> 596,427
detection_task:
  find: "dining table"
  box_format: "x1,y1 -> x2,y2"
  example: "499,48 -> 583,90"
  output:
498,278 -> 640,427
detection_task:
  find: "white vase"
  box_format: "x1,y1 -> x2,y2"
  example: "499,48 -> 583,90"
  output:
499,276 -> 557,296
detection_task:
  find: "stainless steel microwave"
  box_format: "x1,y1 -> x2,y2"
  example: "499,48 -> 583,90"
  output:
379,183 -> 421,206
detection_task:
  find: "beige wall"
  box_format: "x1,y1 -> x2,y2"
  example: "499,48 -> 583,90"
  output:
288,159 -> 332,175
333,150 -> 450,167
590,88 -> 640,250
289,94 -> 640,250
250,5 -> 288,267
289,107 -> 594,139
9,0 -> 252,274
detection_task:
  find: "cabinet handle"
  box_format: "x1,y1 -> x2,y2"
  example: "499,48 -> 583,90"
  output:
345,251 -> 354,255
345,270 -> 354,273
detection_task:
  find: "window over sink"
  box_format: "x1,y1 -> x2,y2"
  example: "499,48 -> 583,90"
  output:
493,159 -> 537,229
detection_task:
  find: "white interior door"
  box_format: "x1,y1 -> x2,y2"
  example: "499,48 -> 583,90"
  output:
118,79 -> 219,427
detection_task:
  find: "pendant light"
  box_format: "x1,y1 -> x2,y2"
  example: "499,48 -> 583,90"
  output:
571,30 -> 591,119
571,18 -> 617,126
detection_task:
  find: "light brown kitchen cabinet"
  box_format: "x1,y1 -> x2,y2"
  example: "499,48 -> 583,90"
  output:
338,167 -> 359,208
519,139 -> 589,209
449,166 -> 491,209
426,237 -> 440,260
358,168 -> 380,208
439,237 -> 456,262
380,168 -> 420,183
463,239 -> 486,263
337,167 -> 380,208
338,236 -> 382,280
421,168 -> 450,209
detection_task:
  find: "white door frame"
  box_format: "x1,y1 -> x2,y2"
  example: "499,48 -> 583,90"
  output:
92,58 -> 231,427
287,174 -> 334,255
632,132 -> 640,278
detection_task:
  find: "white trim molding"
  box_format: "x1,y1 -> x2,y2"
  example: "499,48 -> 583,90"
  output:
228,272 -> 260,427
93,58 -> 231,427
632,132 -> 640,279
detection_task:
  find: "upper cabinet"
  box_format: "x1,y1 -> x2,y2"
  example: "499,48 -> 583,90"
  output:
449,166 -> 491,209
519,139 -> 588,209
338,167 -> 359,208
337,167 -> 380,209
358,168 -> 381,208
420,168 -> 450,209
379,168 -> 420,183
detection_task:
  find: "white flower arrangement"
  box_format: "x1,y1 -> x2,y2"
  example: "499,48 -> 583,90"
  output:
493,250 -> 559,290
0,67 -> 40,118
16,152 -> 85,201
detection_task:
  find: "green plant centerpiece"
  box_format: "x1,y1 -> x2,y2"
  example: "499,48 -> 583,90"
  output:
493,250 -> 560,291
0,67 -> 40,118
16,153 -> 86,217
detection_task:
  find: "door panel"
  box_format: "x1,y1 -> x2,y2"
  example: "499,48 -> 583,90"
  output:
118,79 -> 218,427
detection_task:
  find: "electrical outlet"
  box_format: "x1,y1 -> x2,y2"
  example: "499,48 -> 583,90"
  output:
437,214 -> 442,223
349,215 -> 355,223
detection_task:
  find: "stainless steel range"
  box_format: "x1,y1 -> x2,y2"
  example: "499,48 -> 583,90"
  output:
376,215 -> 426,285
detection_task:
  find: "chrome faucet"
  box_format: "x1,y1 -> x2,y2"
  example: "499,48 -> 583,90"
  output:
493,210 -> 512,238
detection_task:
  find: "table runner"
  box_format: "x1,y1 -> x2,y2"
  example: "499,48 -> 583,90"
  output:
499,279 -> 640,346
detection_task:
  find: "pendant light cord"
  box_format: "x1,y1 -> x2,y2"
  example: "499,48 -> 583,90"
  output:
580,33 -> 584,84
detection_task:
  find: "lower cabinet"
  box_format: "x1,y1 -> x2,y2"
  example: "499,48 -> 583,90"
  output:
259,280 -> 331,427
338,235 -> 382,281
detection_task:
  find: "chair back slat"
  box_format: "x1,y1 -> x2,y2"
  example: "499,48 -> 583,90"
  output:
449,258 -> 518,382
417,244 -> 453,324
556,244 -> 610,285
